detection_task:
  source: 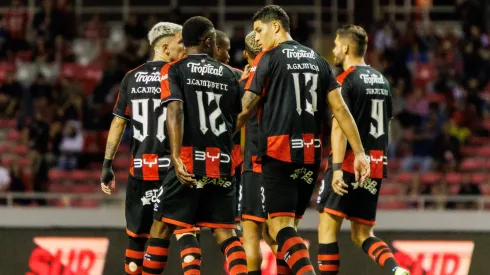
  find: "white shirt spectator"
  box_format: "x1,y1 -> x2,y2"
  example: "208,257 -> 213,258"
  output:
0,166 -> 11,191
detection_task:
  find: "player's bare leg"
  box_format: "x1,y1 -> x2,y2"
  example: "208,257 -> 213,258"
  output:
242,220 -> 263,273
142,221 -> 175,275
268,216 -> 316,275
175,231 -> 202,275
214,228 -> 248,275
317,213 -> 343,275
351,222 -> 410,275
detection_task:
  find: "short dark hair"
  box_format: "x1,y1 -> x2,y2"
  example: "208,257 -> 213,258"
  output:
215,30 -> 228,44
336,25 -> 368,57
252,5 -> 290,33
182,16 -> 215,47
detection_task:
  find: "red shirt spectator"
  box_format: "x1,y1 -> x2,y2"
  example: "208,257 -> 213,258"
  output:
4,0 -> 28,40
84,14 -> 105,41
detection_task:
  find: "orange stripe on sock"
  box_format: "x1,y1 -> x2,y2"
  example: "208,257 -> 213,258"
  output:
146,246 -> 169,256
296,265 -> 315,275
368,241 -> 385,257
182,259 -> 201,268
181,247 -> 201,257
277,265 -> 291,275
184,270 -> 200,275
126,249 -> 145,259
379,252 -> 395,267
374,247 -> 390,260
239,237 -> 244,244
143,260 -> 166,269
227,251 -> 247,263
285,249 -> 309,267
125,263 -> 142,274
224,241 -> 242,255
229,264 -> 248,275
319,264 -> 339,271
142,271 -> 161,275
282,237 -> 304,255
318,254 -> 340,261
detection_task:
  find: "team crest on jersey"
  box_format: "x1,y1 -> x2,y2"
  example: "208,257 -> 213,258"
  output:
359,73 -> 385,85
187,62 -> 224,76
282,48 -> 315,60
135,71 -> 164,84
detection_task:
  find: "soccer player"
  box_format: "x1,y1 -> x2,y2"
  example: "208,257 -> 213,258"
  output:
100,22 -> 184,275
143,16 -> 247,275
316,25 -> 409,275
239,31 -> 277,274
235,5 -> 371,275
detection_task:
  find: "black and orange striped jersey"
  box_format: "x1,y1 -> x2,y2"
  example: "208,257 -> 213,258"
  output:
241,75 -> 262,173
160,54 -> 241,179
113,61 -> 170,181
245,40 -> 340,165
335,66 -> 392,179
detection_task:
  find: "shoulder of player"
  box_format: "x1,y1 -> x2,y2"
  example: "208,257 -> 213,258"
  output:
123,63 -> 146,80
336,66 -> 358,85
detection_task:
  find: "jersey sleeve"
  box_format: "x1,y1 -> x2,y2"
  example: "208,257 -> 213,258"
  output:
323,60 -> 341,93
244,51 -> 271,96
113,75 -> 131,121
160,63 -> 183,105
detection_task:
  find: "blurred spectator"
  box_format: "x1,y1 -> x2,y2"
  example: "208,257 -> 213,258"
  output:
8,162 -> 30,205
229,26 -> 246,68
400,122 -> 434,172
4,0 -> 29,53
32,0 -> 54,39
388,118 -> 403,159
57,121 -> 83,170
0,71 -> 22,118
0,158 -> 11,193
446,175 -> 482,210
29,74 -> 51,103
431,123 -> 461,171
84,14 -> 106,42
51,35 -> 75,63
25,112 -> 50,154
31,36 -> 51,63
124,15 -> 146,42
52,0 -> 77,40
290,12 -> 309,46
405,88 -> 429,123
30,148 -> 48,206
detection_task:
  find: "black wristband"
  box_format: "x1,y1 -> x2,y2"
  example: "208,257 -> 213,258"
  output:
102,158 -> 113,168
332,163 -> 342,171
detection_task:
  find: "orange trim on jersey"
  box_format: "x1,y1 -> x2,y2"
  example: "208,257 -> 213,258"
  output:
245,51 -> 266,90
142,154 -> 159,181
241,214 -> 266,223
196,222 -> 236,229
267,135 -> 292,163
129,155 -> 135,176
180,146 -> 194,174
205,147 -> 221,178
160,56 -> 188,101
269,212 -> 296,218
126,228 -> 150,238
251,156 -> 262,173
323,208 -> 347,218
232,144 -> 243,169
161,217 -> 193,228
303,133 -> 315,164
174,227 -> 200,235
336,66 -> 356,85
348,216 -> 376,225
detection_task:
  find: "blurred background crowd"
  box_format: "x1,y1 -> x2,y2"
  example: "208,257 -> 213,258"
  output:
0,0 -> 489,210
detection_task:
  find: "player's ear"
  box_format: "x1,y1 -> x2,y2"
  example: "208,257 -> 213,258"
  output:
243,50 -> 248,60
342,43 -> 349,55
272,21 -> 281,34
162,42 -> 169,55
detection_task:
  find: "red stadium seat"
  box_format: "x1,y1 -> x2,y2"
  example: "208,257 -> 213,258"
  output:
48,183 -> 72,193
18,157 -> 30,166
460,158 -> 486,172
72,184 -> 97,193
113,158 -> 131,170
0,144 -> 9,154
119,145 -> 130,154
115,171 -> 128,183
448,184 -> 460,195
481,185 -> 490,195
48,169 -> 69,181
483,120 -> 490,131
388,159 -> 401,171
395,172 -> 415,184
475,146 -> 490,157
460,146 -> 477,156
472,173 -> 488,184
420,172 -> 443,185
12,145 -> 28,155
445,172 -> 463,185
7,130 -> 20,141
72,199 -> 100,208
71,170 -> 90,182
469,136 -> 490,146
380,184 -> 401,196
377,201 -> 408,209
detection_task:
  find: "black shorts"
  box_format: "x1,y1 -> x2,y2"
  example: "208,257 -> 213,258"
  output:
317,157 -> 382,225
240,171 -> 266,223
235,166 -> 242,222
262,157 -> 319,219
126,176 -> 162,238
154,167 -> 237,231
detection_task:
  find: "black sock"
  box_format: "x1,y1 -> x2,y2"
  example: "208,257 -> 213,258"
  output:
276,227 -> 315,275
318,242 -> 339,275
125,237 -> 147,275
248,271 -> 261,275
178,235 -> 201,275
362,237 -> 398,273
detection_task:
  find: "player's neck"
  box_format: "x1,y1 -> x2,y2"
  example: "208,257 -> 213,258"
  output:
342,56 -> 366,71
273,32 -> 293,47
152,51 -> 171,62
186,47 -> 207,56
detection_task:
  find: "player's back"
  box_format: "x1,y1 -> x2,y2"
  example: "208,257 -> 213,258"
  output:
338,66 -> 392,177
246,40 -> 338,165
113,61 -> 170,180
161,54 -> 241,178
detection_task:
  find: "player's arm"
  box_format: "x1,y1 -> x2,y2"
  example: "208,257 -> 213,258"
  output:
331,117 -> 349,195
234,52 -> 270,134
101,77 -> 130,194
161,63 -> 196,185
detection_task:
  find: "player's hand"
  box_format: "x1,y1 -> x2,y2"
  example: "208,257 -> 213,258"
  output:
100,166 -> 116,195
173,157 -> 197,186
241,65 -> 251,79
331,170 -> 348,196
354,152 -> 370,187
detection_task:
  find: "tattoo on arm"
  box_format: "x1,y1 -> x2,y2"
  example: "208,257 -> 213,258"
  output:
104,117 -> 127,159
234,91 -> 262,134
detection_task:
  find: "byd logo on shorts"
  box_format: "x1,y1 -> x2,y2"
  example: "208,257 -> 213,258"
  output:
26,237 -> 109,275
392,240 -> 474,275
195,150 -> 231,164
